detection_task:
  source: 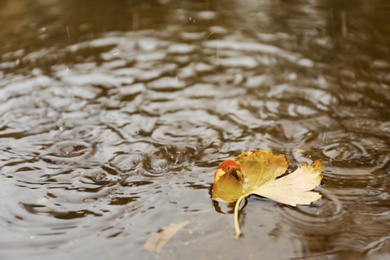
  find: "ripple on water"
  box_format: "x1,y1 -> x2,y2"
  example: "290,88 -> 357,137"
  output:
280,188 -> 345,254
41,140 -> 93,164
281,188 -> 344,227
316,129 -> 389,175
108,152 -> 142,174
141,145 -> 200,176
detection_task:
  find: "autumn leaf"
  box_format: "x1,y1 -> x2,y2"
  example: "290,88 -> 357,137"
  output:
211,150 -> 322,238
212,160 -> 245,203
144,221 -> 189,252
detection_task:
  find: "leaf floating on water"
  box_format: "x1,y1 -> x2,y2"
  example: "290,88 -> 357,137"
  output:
144,221 -> 189,253
211,159 -> 245,203
252,160 -> 323,206
211,150 -> 323,238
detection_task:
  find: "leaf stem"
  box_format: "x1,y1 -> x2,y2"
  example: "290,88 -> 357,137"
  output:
234,194 -> 248,239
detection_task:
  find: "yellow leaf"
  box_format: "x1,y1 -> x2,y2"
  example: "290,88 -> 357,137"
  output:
253,160 -> 322,206
211,150 -> 323,238
211,160 -> 244,203
236,150 -> 289,193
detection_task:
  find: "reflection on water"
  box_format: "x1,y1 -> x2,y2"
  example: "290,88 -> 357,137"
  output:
1,0 -> 389,259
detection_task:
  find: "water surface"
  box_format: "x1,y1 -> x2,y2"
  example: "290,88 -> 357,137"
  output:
1,0 -> 389,259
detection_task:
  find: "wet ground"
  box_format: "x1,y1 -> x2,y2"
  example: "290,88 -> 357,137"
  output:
0,0 -> 389,259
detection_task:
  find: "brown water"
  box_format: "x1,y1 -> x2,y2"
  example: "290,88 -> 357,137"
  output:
1,0 -> 389,259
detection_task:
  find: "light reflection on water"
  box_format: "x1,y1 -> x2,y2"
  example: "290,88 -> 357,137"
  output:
0,0 -> 389,259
